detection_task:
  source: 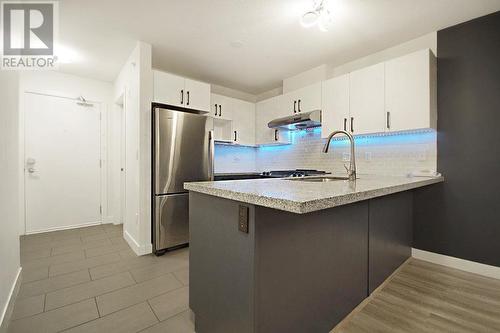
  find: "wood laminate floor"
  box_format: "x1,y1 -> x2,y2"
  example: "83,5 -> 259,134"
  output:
332,258 -> 500,333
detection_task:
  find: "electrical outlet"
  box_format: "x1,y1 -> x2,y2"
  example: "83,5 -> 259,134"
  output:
238,205 -> 249,233
342,152 -> 350,162
365,152 -> 372,161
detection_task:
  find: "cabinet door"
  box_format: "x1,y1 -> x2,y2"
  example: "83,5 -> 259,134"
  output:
321,75 -> 350,138
210,93 -> 233,120
255,95 -> 289,145
282,90 -> 299,115
185,78 -> 210,112
385,49 -> 436,132
295,82 -> 322,114
349,63 -> 386,135
153,71 -> 185,107
232,99 -> 255,146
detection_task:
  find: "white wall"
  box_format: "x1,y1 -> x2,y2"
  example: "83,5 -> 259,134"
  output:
282,64 -> 328,94
18,71 -> 116,234
328,32 -> 437,78
113,41 -> 153,255
0,71 -> 21,330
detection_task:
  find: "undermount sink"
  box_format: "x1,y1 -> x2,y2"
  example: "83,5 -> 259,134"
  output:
285,176 -> 351,182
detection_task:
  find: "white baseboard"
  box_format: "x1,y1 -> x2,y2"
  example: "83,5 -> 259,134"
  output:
412,248 -> 500,280
123,230 -> 152,256
0,268 -> 22,333
25,221 -> 102,235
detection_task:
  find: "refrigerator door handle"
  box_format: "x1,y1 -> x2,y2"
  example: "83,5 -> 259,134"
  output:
208,130 -> 215,181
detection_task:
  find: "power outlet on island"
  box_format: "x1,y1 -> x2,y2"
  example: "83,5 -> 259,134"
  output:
238,205 -> 249,233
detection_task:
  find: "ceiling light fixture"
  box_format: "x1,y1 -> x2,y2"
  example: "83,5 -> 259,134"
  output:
300,0 -> 333,31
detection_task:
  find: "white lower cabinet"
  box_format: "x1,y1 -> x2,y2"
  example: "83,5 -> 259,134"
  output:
255,95 -> 290,145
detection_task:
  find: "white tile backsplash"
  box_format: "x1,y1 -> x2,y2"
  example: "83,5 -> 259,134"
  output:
215,128 -> 437,176
214,144 -> 257,173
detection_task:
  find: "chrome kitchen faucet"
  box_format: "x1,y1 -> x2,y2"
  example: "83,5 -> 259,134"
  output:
323,130 -> 357,181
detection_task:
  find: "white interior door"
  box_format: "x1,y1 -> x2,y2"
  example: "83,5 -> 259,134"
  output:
24,92 -> 102,233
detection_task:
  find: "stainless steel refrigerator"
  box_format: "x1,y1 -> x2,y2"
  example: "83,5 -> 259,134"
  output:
153,105 -> 214,254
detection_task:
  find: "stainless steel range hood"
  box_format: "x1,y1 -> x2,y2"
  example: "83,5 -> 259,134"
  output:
268,110 -> 321,130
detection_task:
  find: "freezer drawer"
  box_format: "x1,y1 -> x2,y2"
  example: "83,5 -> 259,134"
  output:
154,193 -> 189,252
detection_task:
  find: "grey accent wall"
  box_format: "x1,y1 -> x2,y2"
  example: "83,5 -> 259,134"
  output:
414,11 -> 500,267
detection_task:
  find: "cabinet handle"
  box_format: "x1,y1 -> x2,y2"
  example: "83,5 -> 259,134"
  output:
180,90 -> 184,104
274,129 -> 279,141
218,105 -> 222,117
234,130 -> 237,142
298,99 -> 301,112
186,91 -> 190,106
350,117 -> 354,133
214,104 -> 218,116
386,111 -> 391,129
293,100 -> 297,113
343,118 -> 347,131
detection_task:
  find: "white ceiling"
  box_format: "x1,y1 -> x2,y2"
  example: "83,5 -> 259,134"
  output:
58,0 -> 500,94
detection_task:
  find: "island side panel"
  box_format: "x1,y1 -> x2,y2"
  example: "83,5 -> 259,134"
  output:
189,192 -> 256,333
368,191 -> 413,293
254,201 -> 369,333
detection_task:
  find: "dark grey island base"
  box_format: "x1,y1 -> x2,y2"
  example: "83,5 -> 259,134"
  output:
188,190 -> 413,333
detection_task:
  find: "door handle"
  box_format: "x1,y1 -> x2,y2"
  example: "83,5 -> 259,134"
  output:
186,91 -> 190,106
298,99 -> 301,112
350,117 -> 354,133
180,90 -> 184,104
343,118 -> 347,131
218,105 -> 222,117
214,104 -> 218,116
208,130 -> 215,181
294,101 -> 297,114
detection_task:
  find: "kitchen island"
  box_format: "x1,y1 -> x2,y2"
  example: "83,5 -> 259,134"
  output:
184,174 -> 443,333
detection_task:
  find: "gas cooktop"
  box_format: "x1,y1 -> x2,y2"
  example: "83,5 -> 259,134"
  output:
261,169 -> 330,178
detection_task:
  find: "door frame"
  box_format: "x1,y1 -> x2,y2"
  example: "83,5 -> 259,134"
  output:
19,90 -> 107,234
115,90 -> 127,226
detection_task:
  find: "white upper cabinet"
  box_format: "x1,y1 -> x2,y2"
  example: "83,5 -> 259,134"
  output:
184,78 -> 211,112
232,99 -> 255,146
385,49 -> 437,132
282,82 -> 322,115
210,93 -> 233,120
153,71 -> 185,107
256,95 -> 290,145
321,74 -> 350,138
349,63 -> 386,135
153,70 -> 210,112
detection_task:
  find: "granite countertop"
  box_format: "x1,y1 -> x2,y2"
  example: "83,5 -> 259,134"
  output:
184,174 -> 444,214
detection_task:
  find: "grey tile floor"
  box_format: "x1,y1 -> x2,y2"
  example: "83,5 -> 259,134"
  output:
8,224 -> 194,333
